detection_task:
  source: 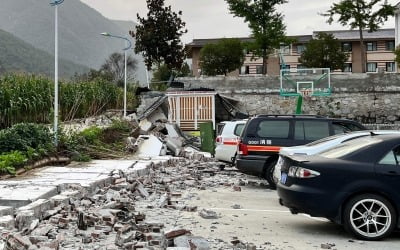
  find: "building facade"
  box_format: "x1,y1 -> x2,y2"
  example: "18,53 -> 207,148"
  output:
186,29 -> 397,77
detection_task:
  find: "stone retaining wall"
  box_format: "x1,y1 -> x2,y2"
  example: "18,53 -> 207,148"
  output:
178,74 -> 400,124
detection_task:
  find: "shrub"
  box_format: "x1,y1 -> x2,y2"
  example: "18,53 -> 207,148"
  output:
0,123 -> 54,154
0,151 -> 27,175
79,127 -> 103,144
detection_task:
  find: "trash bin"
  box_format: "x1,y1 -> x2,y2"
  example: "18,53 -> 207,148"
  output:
199,121 -> 215,156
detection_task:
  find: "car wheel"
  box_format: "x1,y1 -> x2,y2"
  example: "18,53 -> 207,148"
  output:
343,194 -> 396,240
264,160 -> 277,190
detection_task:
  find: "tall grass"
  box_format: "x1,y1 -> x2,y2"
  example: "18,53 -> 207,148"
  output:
0,74 -> 137,129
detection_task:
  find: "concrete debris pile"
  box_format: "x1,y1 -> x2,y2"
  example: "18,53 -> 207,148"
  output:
129,118 -> 202,158
0,147 -> 267,249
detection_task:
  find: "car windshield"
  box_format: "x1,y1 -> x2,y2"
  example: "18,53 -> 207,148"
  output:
319,137 -> 382,159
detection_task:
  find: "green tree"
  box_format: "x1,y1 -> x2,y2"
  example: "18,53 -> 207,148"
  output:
100,52 -> 137,87
225,0 -> 288,75
298,33 -> 349,70
199,38 -> 245,76
151,62 -> 191,91
130,0 -> 187,72
323,0 -> 395,73
74,53 -> 137,87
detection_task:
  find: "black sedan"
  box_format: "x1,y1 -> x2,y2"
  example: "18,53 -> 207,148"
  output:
277,133 -> 400,240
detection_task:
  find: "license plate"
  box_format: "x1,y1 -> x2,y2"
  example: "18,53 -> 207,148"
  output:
280,172 -> 287,184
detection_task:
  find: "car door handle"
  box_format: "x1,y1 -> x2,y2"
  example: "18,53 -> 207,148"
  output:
384,170 -> 398,176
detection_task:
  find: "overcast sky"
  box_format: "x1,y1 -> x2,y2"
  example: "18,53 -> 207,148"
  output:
81,0 -> 399,43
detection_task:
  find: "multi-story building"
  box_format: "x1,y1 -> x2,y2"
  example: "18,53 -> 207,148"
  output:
186,28 -> 397,77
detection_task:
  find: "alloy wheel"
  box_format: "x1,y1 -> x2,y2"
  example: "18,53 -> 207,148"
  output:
349,198 -> 391,238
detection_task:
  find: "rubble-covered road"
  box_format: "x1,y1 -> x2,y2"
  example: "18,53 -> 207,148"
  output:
1,150 -> 400,249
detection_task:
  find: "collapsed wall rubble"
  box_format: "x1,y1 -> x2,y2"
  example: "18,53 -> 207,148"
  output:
0,146 -> 264,249
0,110 -> 264,249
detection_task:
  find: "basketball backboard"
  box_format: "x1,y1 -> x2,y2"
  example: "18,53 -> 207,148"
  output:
280,68 -> 331,97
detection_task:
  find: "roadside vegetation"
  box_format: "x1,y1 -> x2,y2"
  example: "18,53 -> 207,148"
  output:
0,74 -> 137,129
0,73 -> 140,175
0,120 -> 134,175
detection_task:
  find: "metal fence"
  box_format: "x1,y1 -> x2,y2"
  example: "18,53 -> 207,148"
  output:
363,124 -> 400,130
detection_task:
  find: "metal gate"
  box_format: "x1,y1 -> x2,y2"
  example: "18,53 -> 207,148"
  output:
167,91 -> 216,131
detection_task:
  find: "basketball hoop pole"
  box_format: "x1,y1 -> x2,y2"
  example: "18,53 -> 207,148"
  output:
295,96 -> 303,114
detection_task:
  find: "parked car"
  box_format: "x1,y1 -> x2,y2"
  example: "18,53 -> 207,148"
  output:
215,120 -> 246,163
277,134 -> 400,240
235,115 -> 366,188
273,130 -> 400,183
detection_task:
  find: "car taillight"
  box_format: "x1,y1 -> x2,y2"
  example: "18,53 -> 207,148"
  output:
238,142 -> 248,156
288,166 -> 320,178
216,136 -> 222,143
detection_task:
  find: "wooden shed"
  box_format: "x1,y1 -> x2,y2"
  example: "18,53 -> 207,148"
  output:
166,91 -> 216,131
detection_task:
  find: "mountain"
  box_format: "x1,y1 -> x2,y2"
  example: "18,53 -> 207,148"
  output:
0,29 -> 88,77
0,0 -> 146,84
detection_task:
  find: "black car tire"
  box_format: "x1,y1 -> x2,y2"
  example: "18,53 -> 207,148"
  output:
343,194 -> 396,241
264,159 -> 277,190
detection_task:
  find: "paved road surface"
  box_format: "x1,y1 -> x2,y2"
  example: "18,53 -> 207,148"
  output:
174,174 -> 400,249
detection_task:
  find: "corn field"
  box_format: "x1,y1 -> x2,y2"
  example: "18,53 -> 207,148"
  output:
0,74 -> 136,129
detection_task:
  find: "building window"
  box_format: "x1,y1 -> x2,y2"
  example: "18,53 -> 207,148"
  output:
342,63 -> 352,72
280,45 -> 290,55
281,64 -> 290,70
367,62 -> 377,72
342,42 -> 352,52
366,42 -> 377,51
256,65 -> 264,74
386,62 -> 396,72
239,66 -> 245,75
386,41 -> 395,51
244,66 -> 250,74
296,44 -> 305,54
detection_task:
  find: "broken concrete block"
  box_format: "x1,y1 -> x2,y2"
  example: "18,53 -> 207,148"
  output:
49,195 -> 70,207
0,215 -> 15,230
29,235 -> 48,245
115,231 -> 136,246
139,119 -> 153,133
174,236 -> 210,250
198,209 -> 218,219
166,137 -> 184,156
31,224 -> 54,236
5,233 -> 32,250
15,210 -> 35,232
17,199 -> 53,221
0,206 -> 13,217
136,182 -> 149,198
135,135 -> 164,157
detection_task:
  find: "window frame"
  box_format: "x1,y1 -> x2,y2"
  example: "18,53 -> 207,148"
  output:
296,44 -> 305,54
342,63 -> 352,73
256,120 -> 290,139
366,62 -> 377,73
366,41 -> 378,51
385,41 -> 395,51
342,42 -> 352,52
386,62 -> 396,72
294,120 -> 330,141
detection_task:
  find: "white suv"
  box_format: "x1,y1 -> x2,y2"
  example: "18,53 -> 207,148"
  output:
215,120 -> 246,163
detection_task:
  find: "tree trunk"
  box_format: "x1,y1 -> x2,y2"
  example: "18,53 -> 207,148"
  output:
262,49 -> 267,75
359,28 -> 366,73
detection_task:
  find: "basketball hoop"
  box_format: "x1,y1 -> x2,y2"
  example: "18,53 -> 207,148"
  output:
300,89 -> 313,99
